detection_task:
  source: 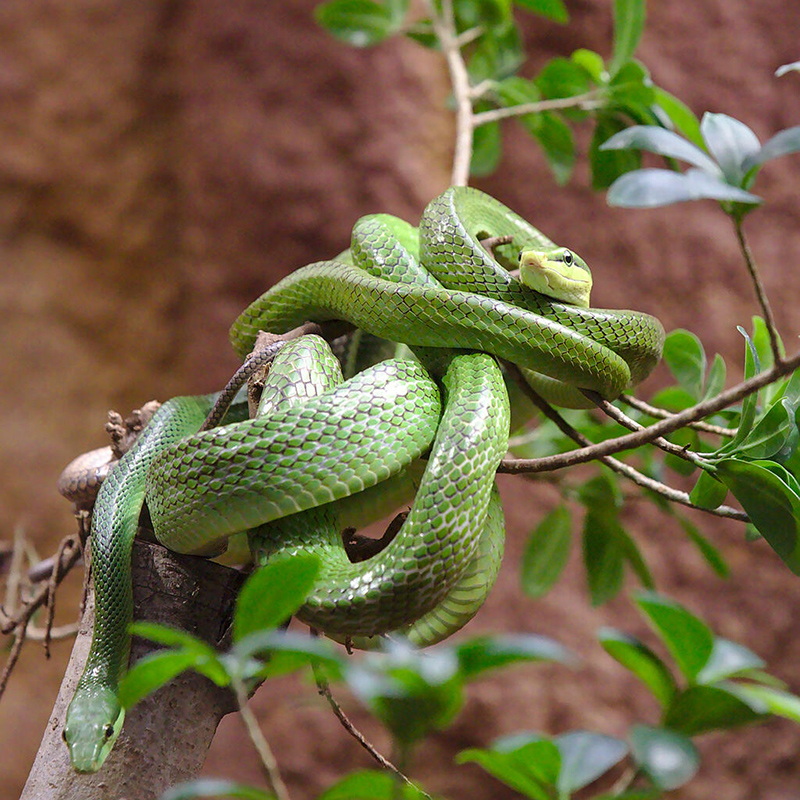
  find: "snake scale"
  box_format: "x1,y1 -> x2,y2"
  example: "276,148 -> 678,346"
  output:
59,187 -> 664,771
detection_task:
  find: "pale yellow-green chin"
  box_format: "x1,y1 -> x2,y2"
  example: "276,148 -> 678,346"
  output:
519,250 -> 592,308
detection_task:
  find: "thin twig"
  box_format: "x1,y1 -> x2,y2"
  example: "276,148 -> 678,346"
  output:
427,0 -> 474,187
312,664 -> 415,786
499,346 -> 800,474
233,679 -> 290,800
620,393 -> 736,437
472,91 -> 605,126
504,366 -> 747,521
734,217 -> 783,367
0,624 -> 27,700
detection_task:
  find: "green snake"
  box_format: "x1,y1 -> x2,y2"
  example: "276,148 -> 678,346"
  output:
59,187 -> 664,771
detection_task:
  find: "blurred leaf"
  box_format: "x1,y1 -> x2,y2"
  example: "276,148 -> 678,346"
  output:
532,112 -> 575,184
130,622 -> 211,651
675,514 -> 729,577
161,780 -> 274,800
599,628 -> 677,706
744,125 -> 800,171
608,60 -> 655,107
630,725 -> 699,790
696,638 -> 765,684
233,554 -> 320,642
521,505 -> 572,598
315,0 -> 396,47
652,88 -> 703,148
514,0 -> 569,23
578,472 -> 623,514
556,731 -> 628,793
600,125 -> 719,173
458,736 -> 560,800
663,684 -> 765,735
606,167 -> 762,208
583,511 -> 625,605
471,116 -> 503,176
590,115 -> 642,190
663,329 -> 706,399
318,769 -> 428,800
635,592 -> 714,682
700,112 -> 761,184
468,22 -> 523,82
726,683 -> 800,724
714,458 -> 800,574
456,634 -> 575,679
689,469 -> 728,510
536,57 -> 591,99
609,0 -> 645,76
776,61 -> 800,77
571,48 -> 606,82
231,630 -> 345,679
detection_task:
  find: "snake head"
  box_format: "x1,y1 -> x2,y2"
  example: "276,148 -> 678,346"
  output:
518,247 -> 592,308
63,685 -> 125,773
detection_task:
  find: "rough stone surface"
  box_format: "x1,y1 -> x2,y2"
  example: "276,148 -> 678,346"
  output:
2,1 -> 800,798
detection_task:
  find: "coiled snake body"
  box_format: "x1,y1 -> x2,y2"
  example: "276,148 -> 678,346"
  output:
60,187 -> 664,771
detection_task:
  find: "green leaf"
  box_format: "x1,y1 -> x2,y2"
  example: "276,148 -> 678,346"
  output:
599,628 -> 677,707
456,634 -> 575,679
471,117 -> 502,176
129,622 -> 210,651
703,353 -> 727,399
514,0 -> 569,23
609,0 -> 645,76
744,125 -> 800,170
160,779 -> 274,800
315,0 -> 395,47
607,168 -> 762,208
600,124 -> 720,174
608,60 -> 655,107
536,57 -> 591,100
556,731 -> 628,793
696,638 -> 765,684
663,684 -> 764,735
532,112 -> 575,185
571,48 -> 606,82
689,469 -> 728,510
700,112 -> 761,185
736,397 -> 798,462
521,505 -> 572,598
457,736 -> 561,800
675,514 -> 730,577
467,22 -> 523,83
662,329 -> 706,399
629,725 -> 699,790
652,88 -> 703,148
726,683 -> 800,724
635,592 -> 714,682
590,115 -> 641,190
318,769 -> 428,800
583,511 -> 625,606
231,630 -> 344,679
120,650 -> 217,709
233,553 -> 320,642
714,458 -> 800,574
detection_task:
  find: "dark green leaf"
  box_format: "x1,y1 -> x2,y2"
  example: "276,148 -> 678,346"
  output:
608,60 -> 655,107
315,0 -> 395,47
536,57 -> 591,100
160,780 -> 274,800
675,514 -> 730,577
578,472 -> 622,515
457,737 -> 560,800
606,168 -> 762,208
663,329 -> 706,399
514,0 -> 569,23
599,628 -> 677,707
696,638 -> 765,684
610,0 -> 646,76
318,769 -> 428,800
590,116 -> 642,190
663,684 -> 764,735
233,553 -> 320,642
714,458 -> 800,574
689,469 -> 728,510
532,113 -> 575,185
652,88 -> 703,148
600,124 -> 719,173
736,397 -> 797,462
583,511 -> 625,605
635,592 -> 714,682
629,725 -> 699,790
700,112 -> 761,185
471,118 -> 502,176
556,731 -> 628,793
521,505 -> 572,598
456,634 -> 575,679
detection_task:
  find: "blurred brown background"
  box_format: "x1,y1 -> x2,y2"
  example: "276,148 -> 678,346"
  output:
2,1 -> 800,798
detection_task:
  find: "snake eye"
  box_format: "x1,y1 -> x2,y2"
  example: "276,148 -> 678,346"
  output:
562,250 -> 574,266
103,724 -> 115,739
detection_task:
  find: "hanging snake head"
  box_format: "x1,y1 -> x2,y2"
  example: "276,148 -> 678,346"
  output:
518,247 -> 592,308
63,685 -> 125,772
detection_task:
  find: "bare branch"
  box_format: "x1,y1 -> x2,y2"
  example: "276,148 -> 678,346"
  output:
473,92 -> 605,126
620,394 -> 736,437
